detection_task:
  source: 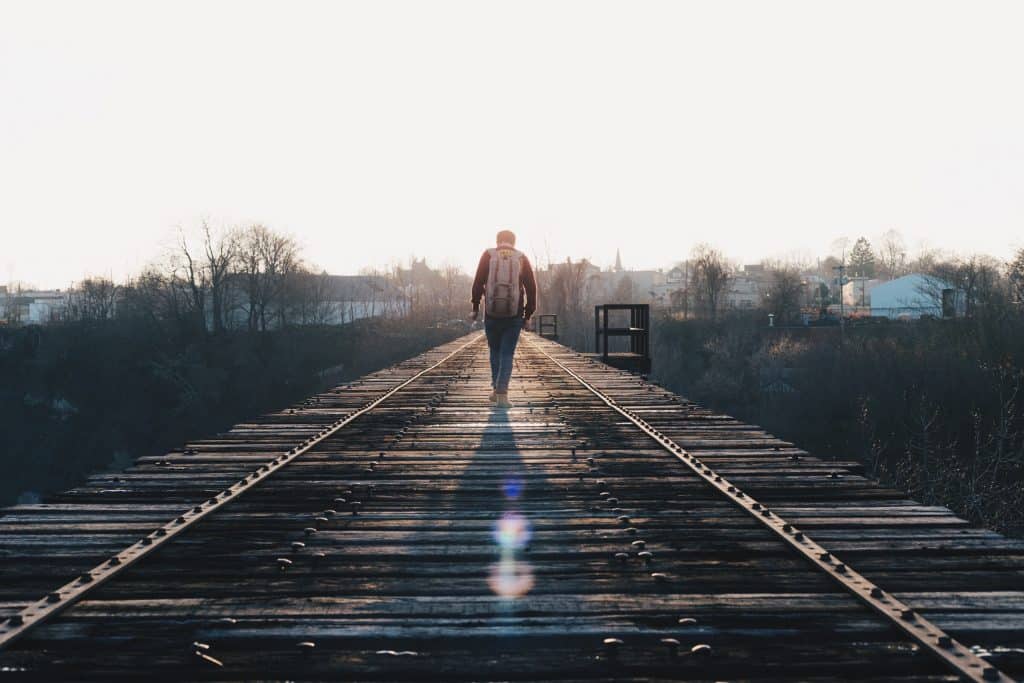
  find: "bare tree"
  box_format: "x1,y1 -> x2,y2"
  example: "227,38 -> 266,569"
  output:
1009,247 -> 1024,309
535,257 -> 598,349
878,229 -> 908,280
173,228 -> 208,335
765,266 -> 804,323
690,244 -> 731,320
202,222 -> 239,334
440,262 -> 467,317
68,277 -> 119,322
927,254 -> 1005,318
237,225 -> 301,331
613,274 -> 635,302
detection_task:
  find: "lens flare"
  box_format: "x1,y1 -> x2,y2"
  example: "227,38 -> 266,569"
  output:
493,512 -> 531,550
487,556 -> 535,599
502,477 -> 524,500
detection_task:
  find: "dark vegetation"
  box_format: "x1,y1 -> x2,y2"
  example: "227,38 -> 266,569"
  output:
0,319 -> 459,506
0,224 -> 471,507
651,313 -> 1024,536
536,241 -> 1024,536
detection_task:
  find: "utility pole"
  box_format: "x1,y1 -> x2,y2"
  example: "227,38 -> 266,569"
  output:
833,253 -> 846,351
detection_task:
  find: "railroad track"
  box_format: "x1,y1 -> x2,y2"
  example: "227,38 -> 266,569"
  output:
0,332 -> 1021,681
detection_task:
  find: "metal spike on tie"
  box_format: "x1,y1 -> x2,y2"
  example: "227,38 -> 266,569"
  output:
194,650 -> 223,667
689,643 -> 712,657
602,637 -> 623,657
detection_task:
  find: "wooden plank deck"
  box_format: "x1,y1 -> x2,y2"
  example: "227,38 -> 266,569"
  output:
0,333 -> 1021,681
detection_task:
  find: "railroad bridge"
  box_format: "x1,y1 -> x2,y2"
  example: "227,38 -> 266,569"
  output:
1,333 -> 1022,681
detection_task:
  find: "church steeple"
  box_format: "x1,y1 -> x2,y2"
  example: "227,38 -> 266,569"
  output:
614,248 -> 623,272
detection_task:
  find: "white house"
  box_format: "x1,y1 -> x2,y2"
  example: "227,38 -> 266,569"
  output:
870,273 -> 961,319
1,289 -> 69,324
842,278 -> 883,307
724,276 -> 761,309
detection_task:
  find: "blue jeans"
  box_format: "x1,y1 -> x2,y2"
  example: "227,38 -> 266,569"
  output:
484,316 -> 523,392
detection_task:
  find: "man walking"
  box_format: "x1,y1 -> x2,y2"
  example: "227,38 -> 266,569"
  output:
471,229 -> 537,408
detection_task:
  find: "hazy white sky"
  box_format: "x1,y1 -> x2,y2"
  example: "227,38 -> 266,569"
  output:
2,0 -> 1022,288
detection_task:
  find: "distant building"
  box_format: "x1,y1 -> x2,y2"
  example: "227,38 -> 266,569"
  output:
725,275 -> 760,309
317,274 -> 405,323
27,291 -> 70,323
1,289 -> 69,325
869,273 -> 961,319
842,277 -> 884,307
220,273 -> 405,328
586,251 -> 667,304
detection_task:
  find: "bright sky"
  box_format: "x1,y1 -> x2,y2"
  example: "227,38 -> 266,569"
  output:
2,1 -> 1023,288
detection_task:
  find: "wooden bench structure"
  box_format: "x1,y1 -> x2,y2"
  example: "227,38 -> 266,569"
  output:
0,333 -> 1021,681
588,303 -> 652,375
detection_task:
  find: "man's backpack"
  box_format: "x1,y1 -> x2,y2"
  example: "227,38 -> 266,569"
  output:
485,246 -> 523,318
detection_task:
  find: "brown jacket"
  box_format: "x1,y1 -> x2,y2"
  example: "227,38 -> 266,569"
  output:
471,250 -> 537,319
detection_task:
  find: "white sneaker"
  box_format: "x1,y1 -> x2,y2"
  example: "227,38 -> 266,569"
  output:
488,391 -> 498,402
495,394 -> 513,408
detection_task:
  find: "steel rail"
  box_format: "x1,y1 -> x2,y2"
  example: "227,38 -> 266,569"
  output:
0,333 -> 485,651
526,335 -> 1012,683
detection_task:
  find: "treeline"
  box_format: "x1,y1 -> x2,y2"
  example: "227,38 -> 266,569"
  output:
537,235 -> 1024,348
651,311 -> 1024,536
3,223 -> 473,331
0,223 -> 475,506
676,239 -> 1024,324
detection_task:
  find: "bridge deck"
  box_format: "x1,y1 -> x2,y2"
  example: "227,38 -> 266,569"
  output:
0,333 -> 1022,681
